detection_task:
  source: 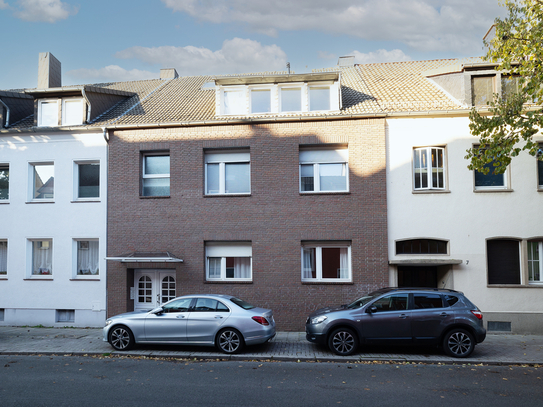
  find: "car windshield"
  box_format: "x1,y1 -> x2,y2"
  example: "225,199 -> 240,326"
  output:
346,290 -> 386,309
229,297 -> 255,310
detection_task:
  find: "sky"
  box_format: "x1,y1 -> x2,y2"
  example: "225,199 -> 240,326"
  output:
0,0 -> 507,90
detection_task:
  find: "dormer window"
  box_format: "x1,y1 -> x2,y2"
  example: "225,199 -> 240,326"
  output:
309,86 -> 331,111
223,89 -> 245,115
250,89 -> 271,113
37,97 -> 84,127
280,87 -> 302,112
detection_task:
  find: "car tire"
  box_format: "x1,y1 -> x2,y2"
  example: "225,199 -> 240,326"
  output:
443,329 -> 475,358
328,328 -> 358,356
217,328 -> 245,354
108,325 -> 135,351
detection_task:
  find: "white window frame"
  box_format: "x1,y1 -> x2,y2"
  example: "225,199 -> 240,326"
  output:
222,87 -> 247,115
142,153 -> 170,197
301,242 -> 352,282
250,87 -> 273,114
205,150 -> 251,195
0,240 -> 7,276
299,148 -> 349,193
28,238 -> 53,279
474,161 -> 509,191
73,160 -> 100,201
62,98 -> 84,126
29,162 -> 55,201
38,99 -> 59,127
413,147 -> 446,191
72,238 -> 100,279
308,85 -> 332,112
0,163 -> 9,202
528,241 -> 543,284
205,242 -> 252,282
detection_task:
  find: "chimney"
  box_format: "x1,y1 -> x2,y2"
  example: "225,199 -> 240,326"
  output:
338,56 -> 355,68
160,68 -> 179,80
38,52 -> 61,89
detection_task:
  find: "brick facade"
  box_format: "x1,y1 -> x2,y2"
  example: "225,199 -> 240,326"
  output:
107,118 -> 388,331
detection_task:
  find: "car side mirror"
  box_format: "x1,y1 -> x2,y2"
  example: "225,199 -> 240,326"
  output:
150,307 -> 164,315
366,306 -> 377,314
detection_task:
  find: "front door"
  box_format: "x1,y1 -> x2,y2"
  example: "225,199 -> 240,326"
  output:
134,270 -> 176,310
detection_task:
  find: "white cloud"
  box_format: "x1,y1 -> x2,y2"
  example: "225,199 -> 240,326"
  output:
115,38 -> 288,76
0,1 -> 9,10
14,0 -> 78,23
351,49 -> 412,64
66,66 -> 157,83
161,0 -> 504,54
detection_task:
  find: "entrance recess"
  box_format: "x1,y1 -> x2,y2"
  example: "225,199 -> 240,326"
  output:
134,270 -> 176,310
397,266 -> 437,288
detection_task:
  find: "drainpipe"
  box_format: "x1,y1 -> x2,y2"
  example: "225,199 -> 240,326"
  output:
0,98 -> 9,128
81,87 -> 92,124
102,127 -> 109,143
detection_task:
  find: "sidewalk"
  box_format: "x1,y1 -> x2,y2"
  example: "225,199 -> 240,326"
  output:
1,326 -> 542,365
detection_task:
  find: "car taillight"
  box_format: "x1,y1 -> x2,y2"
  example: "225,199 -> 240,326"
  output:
471,310 -> 483,320
252,316 -> 269,326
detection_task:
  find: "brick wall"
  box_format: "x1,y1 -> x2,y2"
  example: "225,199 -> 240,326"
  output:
107,118 -> 388,331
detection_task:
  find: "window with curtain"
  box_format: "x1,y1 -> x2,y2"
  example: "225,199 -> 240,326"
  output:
413,147 -> 445,190
528,241 -> 543,284
32,240 -> 52,275
205,150 -> 250,195
302,243 -> 351,281
206,242 -> 252,281
62,99 -> 84,126
299,147 -> 348,193
0,241 -> 7,275
76,240 -> 99,275
0,164 -> 9,200
142,153 -> 170,197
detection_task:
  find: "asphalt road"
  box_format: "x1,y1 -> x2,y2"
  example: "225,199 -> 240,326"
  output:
0,355 -> 542,406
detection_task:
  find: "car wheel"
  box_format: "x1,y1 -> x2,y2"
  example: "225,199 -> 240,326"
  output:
108,325 -> 135,351
328,328 -> 358,356
217,328 -> 245,354
443,329 -> 474,358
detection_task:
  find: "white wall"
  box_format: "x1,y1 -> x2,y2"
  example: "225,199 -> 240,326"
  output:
0,131 -> 107,327
386,117 -> 543,317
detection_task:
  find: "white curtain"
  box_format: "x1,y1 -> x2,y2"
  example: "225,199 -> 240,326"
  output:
234,257 -> 251,279
33,241 -> 52,275
302,248 -> 315,279
78,241 -> 99,275
208,257 -> 221,278
0,241 -> 7,273
339,248 -> 349,279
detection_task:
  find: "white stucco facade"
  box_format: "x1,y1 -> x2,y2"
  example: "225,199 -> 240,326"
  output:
0,130 -> 107,327
387,116 -> 543,334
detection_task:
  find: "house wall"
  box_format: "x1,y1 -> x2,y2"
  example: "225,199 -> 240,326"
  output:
387,116 -> 543,334
107,118 -> 388,331
0,131 -> 107,327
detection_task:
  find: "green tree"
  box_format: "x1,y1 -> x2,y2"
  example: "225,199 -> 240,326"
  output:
466,0 -> 543,174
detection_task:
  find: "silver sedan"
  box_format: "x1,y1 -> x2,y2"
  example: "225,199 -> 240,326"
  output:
103,294 -> 276,354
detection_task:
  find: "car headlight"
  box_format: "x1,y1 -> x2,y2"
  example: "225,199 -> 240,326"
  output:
105,319 -> 112,327
310,315 -> 328,324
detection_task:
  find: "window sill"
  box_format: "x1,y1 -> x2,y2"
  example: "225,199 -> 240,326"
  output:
302,280 -> 353,285
204,193 -> 251,198
300,191 -> 350,196
412,189 -> 450,194
0,276 -> 7,280
487,284 -> 542,288
71,199 -> 101,203
0,200 -> 9,204
26,199 -> 55,204
139,195 -> 170,199
474,188 -> 513,193
24,276 -> 54,280
70,277 -> 100,281
205,280 -> 253,284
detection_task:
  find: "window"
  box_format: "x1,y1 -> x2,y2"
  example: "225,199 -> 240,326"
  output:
472,76 -> 495,106
528,241 -> 543,284
309,86 -> 330,111
76,162 -> 99,199
76,240 -> 99,276
538,148 -> 543,189
206,242 -> 252,281
413,293 -> 444,309
223,89 -> 245,115
487,239 -> 520,285
396,239 -> 448,255
56,310 -> 74,323
501,75 -> 521,101
299,148 -> 348,192
62,99 -> 84,126
370,293 -> 408,312
413,147 -> 445,190
250,89 -> 271,113
31,239 -> 53,276
142,154 -> 170,197
474,160 -> 507,190
163,298 -> 192,313
301,242 -> 351,281
0,241 -> 7,275
31,163 -> 54,200
194,298 -> 230,312
38,100 -> 59,127
280,87 -> 302,112
0,164 -> 8,200
205,150 -> 250,195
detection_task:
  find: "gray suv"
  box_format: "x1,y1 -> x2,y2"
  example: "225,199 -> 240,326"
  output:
306,288 -> 486,358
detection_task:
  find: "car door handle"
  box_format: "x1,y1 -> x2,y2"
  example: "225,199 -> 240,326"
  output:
214,315 -> 224,319
399,314 -> 408,319
440,313 -> 448,317
176,315 -> 186,319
